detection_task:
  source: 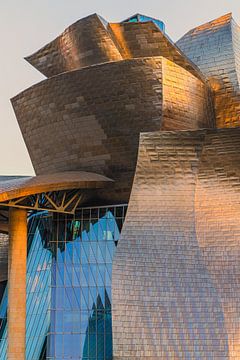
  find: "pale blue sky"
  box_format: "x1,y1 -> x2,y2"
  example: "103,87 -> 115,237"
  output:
0,0 -> 239,175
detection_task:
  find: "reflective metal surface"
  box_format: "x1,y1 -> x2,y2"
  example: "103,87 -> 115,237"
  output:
113,128 -> 240,359
12,56 -> 214,203
177,13 -> 240,128
0,205 -> 127,360
4,11 -> 240,360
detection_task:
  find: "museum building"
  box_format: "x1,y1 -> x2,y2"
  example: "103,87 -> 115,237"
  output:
0,11 -> 240,360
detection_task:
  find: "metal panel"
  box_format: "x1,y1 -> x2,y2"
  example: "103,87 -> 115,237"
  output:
177,13 -> 240,128
26,14 -> 123,77
113,128 -> 240,359
12,57 -> 214,203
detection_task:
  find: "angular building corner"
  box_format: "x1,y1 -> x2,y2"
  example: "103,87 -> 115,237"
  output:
177,13 -> 240,128
0,11 -> 239,360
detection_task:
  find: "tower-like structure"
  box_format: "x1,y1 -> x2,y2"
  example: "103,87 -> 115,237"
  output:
0,12 -> 239,360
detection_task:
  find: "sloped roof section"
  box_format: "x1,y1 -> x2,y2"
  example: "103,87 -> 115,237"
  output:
109,20 -> 205,81
0,171 -> 112,203
25,14 -> 123,78
25,12 -> 204,82
178,13 -> 232,38
177,13 -> 240,128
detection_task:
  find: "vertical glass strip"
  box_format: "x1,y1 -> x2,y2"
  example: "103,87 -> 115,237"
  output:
0,204 -> 127,360
47,205 -> 127,360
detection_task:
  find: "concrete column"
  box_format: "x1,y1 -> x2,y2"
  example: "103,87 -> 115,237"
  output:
8,208 -> 27,360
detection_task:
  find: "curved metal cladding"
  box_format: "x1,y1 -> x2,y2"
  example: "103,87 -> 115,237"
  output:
0,171 -> 111,201
195,129 -> 240,359
161,59 -> 214,130
112,130 -> 228,359
12,57 -> 214,203
25,14 -> 123,77
26,13 -> 203,81
109,21 -> 204,81
113,128 -> 240,359
7,12 -> 240,360
177,13 -> 240,128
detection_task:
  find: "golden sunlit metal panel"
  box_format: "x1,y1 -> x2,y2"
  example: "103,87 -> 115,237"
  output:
1,11 -> 240,360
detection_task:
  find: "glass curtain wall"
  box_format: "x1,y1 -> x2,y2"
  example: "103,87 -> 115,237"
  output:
47,205 -> 127,360
0,204 -> 127,360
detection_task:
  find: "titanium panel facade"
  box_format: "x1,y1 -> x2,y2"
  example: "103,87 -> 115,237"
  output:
12,57 -> 214,203
26,13 -> 201,83
177,13 -> 240,128
195,130 -> 240,359
112,128 -> 240,359
26,14 -> 123,78
108,21 -> 203,80
2,11 -> 240,360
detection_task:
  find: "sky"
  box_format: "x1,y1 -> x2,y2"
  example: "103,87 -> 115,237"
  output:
0,0 -> 239,175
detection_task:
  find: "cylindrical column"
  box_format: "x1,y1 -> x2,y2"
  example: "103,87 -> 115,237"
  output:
8,208 -> 27,360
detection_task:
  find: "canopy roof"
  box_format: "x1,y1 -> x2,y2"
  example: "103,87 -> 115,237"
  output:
0,171 -> 112,203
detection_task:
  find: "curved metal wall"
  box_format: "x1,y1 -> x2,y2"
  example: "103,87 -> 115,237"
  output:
112,128 -> 240,359
162,58 -> 214,130
177,13 -> 240,128
8,11 -> 240,360
195,130 -> 240,359
26,14 -> 123,78
12,57 -> 214,203
26,13 -> 203,83
109,21 -> 203,81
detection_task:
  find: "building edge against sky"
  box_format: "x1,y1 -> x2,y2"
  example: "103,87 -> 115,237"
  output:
0,11 -> 239,360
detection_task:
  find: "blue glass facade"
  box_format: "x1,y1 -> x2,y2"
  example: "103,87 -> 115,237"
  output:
0,204 -> 127,360
47,205 -> 127,359
0,212 -> 52,360
123,14 -> 165,32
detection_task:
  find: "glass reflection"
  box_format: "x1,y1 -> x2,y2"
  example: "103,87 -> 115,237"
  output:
123,14 -> 165,32
47,205 -> 127,360
0,204 -> 127,360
